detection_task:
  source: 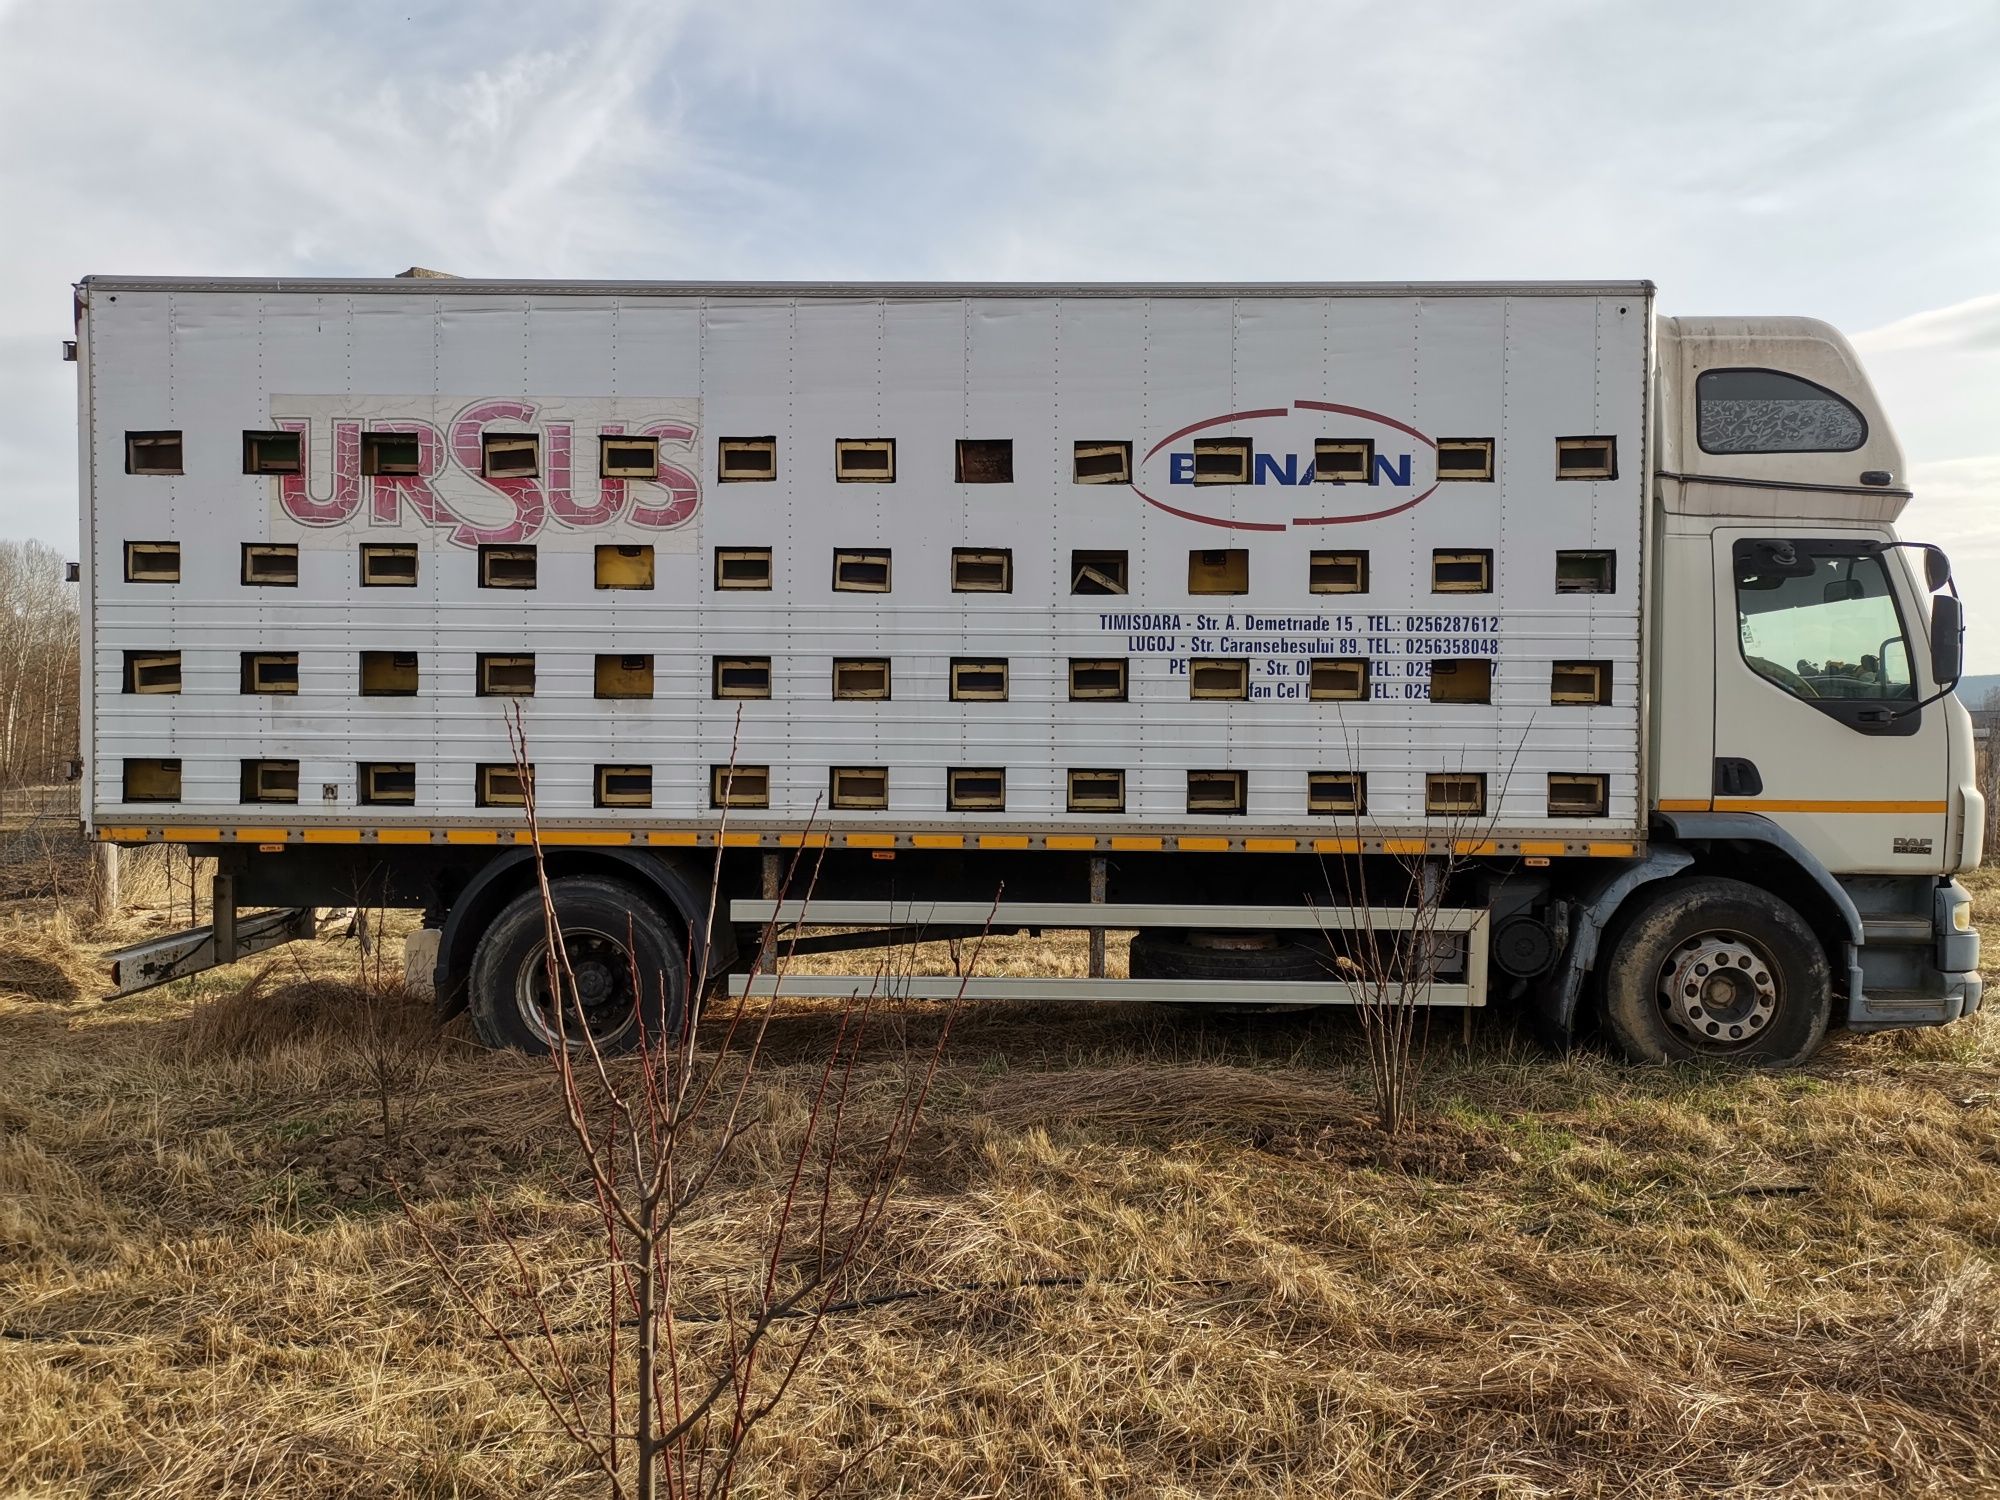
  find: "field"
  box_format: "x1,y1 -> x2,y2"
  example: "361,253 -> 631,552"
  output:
2,860 -> 1998,1498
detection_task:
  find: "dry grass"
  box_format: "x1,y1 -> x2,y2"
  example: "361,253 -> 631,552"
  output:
981,1061 -> 1362,1133
2,876 -> 1999,1496
0,909 -> 100,1004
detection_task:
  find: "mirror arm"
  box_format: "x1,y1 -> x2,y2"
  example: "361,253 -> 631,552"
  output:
1887,683 -> 1958,722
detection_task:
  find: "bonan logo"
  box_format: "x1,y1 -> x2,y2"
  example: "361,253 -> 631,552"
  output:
1132,401 -> 1441,532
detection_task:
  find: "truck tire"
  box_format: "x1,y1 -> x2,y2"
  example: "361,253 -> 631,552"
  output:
467,877 -> 687,1055
1599,877 -> 1829,1066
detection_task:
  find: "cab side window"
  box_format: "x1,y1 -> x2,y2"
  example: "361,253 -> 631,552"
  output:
1698,369 -> 1865,455
1735,540 -> 1915,733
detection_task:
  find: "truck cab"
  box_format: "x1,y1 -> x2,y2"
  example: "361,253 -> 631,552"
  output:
1577,316 -> 1983,1058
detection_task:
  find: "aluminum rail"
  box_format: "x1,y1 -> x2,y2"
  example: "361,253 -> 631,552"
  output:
729,900 -> 1485,932
104,907 -> 318,996
82,276 -> 1654,300
726,899 -> 1491,1008
727,975 -> 1482,1007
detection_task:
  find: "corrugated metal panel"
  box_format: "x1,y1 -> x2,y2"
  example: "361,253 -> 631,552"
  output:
83,284 -> 1651,843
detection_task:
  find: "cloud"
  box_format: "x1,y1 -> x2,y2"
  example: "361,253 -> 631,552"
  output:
1903,454 -> 2000,672
1907,455 -> 2000,558
1855,293 -> 2000,355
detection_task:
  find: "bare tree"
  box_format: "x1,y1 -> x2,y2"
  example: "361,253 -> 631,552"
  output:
0,540 -> 79,794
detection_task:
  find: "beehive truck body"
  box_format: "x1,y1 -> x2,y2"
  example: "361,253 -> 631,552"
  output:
76,277 -> 1981,1063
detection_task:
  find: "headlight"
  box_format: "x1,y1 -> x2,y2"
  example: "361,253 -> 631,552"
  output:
1952,900 -> 1973,933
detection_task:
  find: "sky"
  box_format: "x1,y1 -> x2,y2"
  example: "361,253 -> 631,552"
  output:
1,0 -> 1996,663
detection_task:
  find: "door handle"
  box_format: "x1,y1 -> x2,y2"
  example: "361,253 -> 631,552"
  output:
1713,757 -> 1764,797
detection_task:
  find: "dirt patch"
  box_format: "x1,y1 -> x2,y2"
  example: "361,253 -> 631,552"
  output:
1256,1116 -> 1524,1180
981,1062 -> 1363,1135
260,1118 -> 530,1203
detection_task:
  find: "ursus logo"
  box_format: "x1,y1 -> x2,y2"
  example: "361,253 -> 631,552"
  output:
269,395 -> 700,548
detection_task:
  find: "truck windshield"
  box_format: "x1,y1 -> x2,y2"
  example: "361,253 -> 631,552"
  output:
1735,543 -> 1914,704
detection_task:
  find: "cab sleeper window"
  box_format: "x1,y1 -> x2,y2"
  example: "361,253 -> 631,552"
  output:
1697,369 -> 1865,455
1733,539 -> 1916,736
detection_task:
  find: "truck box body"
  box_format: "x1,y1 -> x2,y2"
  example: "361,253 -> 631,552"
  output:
80,280 -> 1649,854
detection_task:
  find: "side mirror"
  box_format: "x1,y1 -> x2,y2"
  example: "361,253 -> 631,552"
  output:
1923,545 -> 1951,593
1930,593 -> 1963,687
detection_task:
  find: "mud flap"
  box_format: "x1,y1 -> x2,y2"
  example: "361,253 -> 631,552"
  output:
1530,848 -> 1693,1051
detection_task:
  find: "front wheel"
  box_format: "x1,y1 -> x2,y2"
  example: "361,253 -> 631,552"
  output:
467,877 -> 687,1054
1599,877 -> 1830,1067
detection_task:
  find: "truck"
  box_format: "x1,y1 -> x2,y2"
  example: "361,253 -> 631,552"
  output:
73,275 -> 1983,1065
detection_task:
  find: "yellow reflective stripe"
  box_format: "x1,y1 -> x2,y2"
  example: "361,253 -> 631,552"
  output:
81,825 -> 1659,857
1712,798 -> 1947,814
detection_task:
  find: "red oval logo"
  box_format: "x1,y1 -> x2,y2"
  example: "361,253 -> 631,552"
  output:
1131,399 -> 1440,531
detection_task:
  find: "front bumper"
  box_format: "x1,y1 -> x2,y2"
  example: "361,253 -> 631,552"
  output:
1844,877 -> 1982,1031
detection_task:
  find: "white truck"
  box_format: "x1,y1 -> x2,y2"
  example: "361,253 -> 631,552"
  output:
74,276 -> 1981,1064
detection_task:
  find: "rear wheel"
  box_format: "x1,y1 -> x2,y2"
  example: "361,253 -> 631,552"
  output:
467,877 -> 687,1054
1599,877 -> 1829,1066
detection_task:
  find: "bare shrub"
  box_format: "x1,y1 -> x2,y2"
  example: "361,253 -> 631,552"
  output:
404,710 -> 971,1497
1317,732 -> 1525,1136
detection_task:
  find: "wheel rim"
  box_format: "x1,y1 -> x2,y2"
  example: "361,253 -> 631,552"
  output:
514,925 -> 641,1051
1656,929 -> 1780,1054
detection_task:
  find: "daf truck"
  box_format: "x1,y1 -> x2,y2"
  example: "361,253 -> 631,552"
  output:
74,277 -> 1982,1064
